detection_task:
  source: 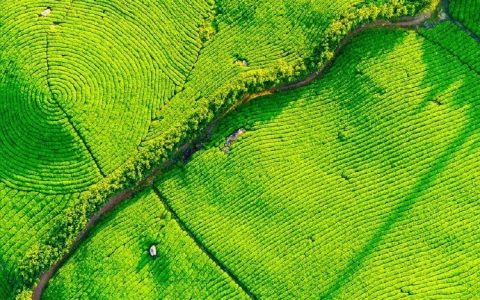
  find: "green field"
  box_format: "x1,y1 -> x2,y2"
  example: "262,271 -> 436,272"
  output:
449,0 -> 480,35
44,14 -> 480,299
0,0 -> 434,296
44,188 -> 247,299
0,0 -> 213,292
2,0 -> 479,299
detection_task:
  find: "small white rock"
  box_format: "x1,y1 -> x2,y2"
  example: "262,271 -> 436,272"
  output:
149,245 -> 157,257
40,8 -> 52,17
438,11 -> 448,21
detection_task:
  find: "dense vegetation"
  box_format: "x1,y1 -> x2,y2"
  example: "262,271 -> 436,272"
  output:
0,0 -> 435,296
44,189 -> 247,299
449,0 -> 480,35
44,14 -> 480,299
154,24 -> 480,298
1,0 -> 213,294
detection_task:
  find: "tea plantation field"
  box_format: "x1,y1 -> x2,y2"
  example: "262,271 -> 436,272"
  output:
43,12 -> 480,299
1,0 -> 477,299
1,0 -> 435,296
449,0 -> 480,35
44,188 -> 247,299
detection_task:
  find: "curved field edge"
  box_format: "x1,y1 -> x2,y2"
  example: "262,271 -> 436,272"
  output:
155,23 -> 480,298
0,0 -> 213,297
11,0 -> 437,296
45,20 -> 480,298
43,188 -> 250,300
39,4 -> 448,300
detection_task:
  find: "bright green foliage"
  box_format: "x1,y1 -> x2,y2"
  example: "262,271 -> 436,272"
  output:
0,0 -> 211,192
0,0 -> 211,293
43,188 -> 247,299
0,185 -> 75,297
0,0 -> 432,295
0,1 -> 102,193
45,21 -> 480,298
0,0 -> 440,297
449,0 -> 480,35
419,21 -> 480,69
140,0 -> 430,142
14,290 -> 32,300
150,26 -> 479,298
44,0 -> 213,177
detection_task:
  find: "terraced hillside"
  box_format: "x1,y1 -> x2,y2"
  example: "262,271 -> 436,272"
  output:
44,13 -> 480,299
0,0 -> 436,297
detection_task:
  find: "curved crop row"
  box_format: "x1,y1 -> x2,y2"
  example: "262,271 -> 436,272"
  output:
0,0 -> 212,294
45,18 -> 479,299
449,0 -> 480,35
45,0 -> 212,177
0,1 -> 101,193
44,188 -> 247,299
0,0 -> 435,296
153,26 -> 479,298
0,0 -> 212,194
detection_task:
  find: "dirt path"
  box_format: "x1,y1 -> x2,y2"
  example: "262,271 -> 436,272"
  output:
31,155 -> 181,300
32,10 -> 435,300
31,190 -> 134,299
203,10 -> 433,138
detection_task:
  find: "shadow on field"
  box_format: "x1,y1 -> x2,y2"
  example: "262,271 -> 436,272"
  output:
0,256 -> 14,299
135,248 -> 170,291
320,29 -> 480,299
0,60 -> 100,193
321,124 -> 474,299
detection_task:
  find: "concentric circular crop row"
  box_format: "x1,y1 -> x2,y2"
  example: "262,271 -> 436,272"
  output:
0,0 -> 213,294
44,188 -> 246,299
0,2 -> 101,193
40,0 -> 212,177
0,0 -> 211,193
0,0 -> 436,297
30,0 -> 441,298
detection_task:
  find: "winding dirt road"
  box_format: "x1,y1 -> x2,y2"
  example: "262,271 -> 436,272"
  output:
33,9 -> 436,300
